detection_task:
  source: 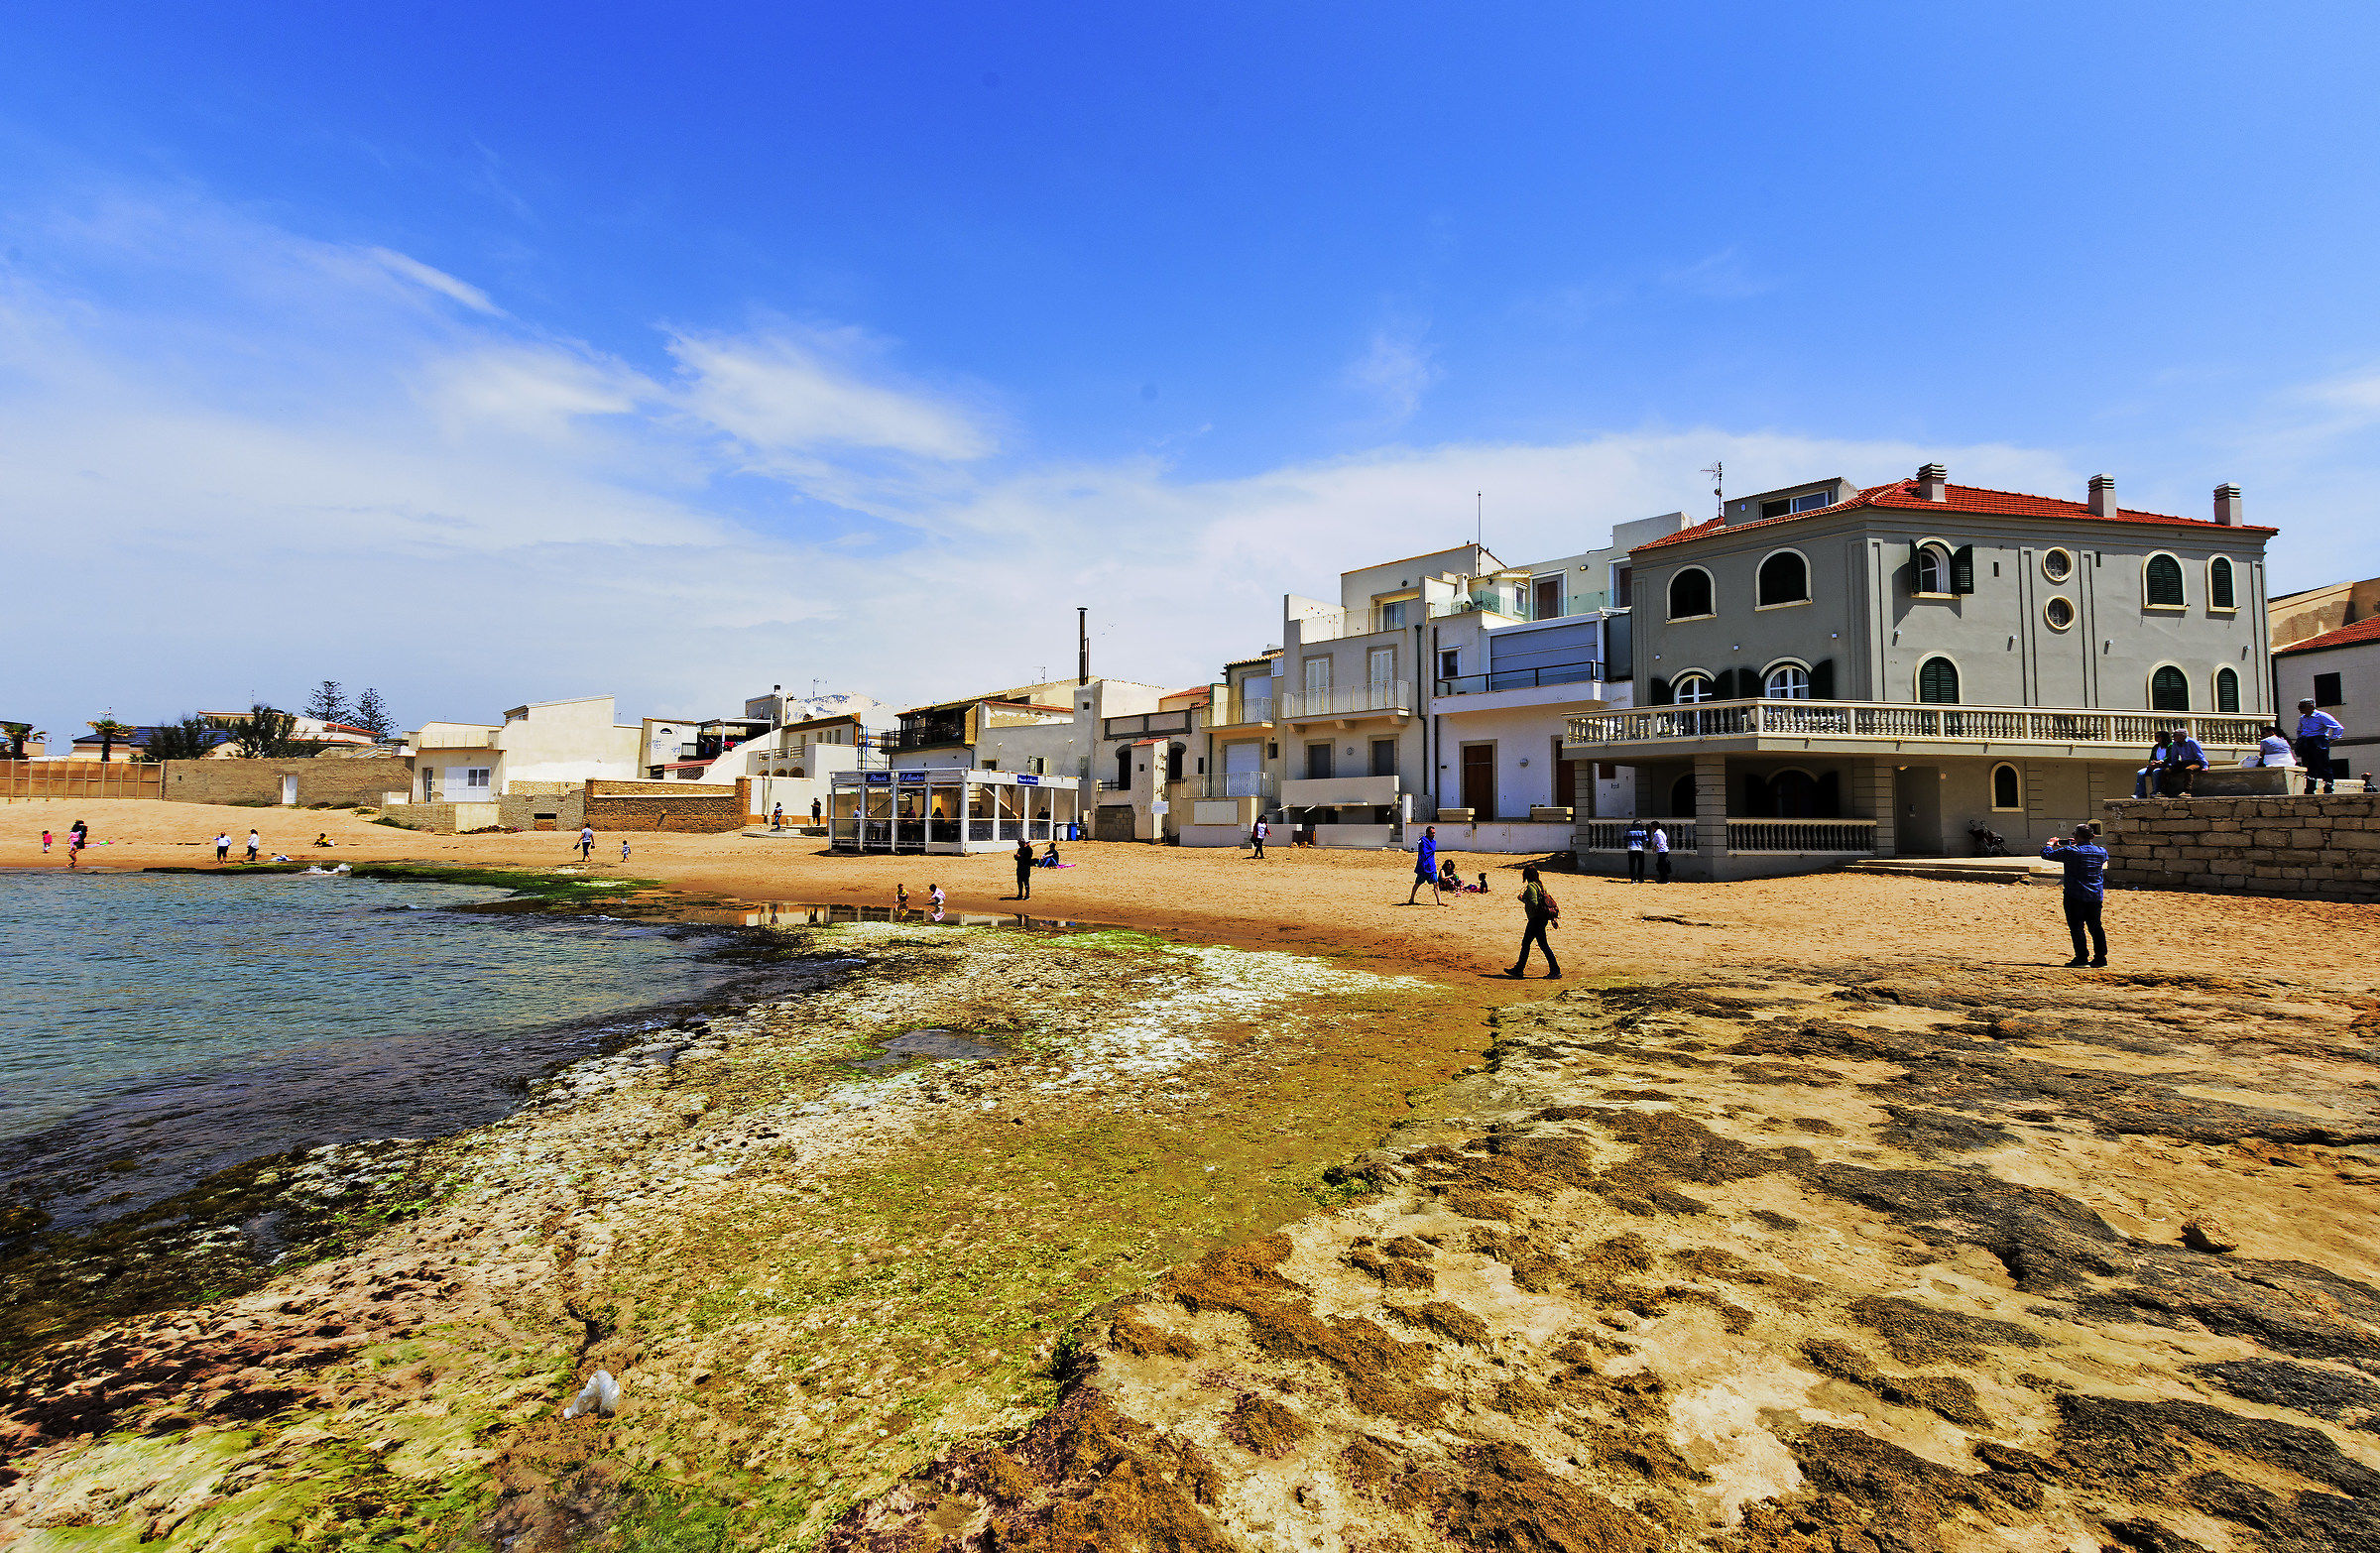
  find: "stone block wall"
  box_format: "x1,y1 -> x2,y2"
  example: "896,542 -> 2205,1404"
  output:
163,757 -> 415,807
581,777 -> 751,833
2099,793 -> 2380,901
498,787 -> 586,832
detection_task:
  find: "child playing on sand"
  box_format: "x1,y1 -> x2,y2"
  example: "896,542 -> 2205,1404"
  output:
41,830 -> 52,855
895,883 -> 909,913
929,883 -> 945,909
621,839 -> 632,862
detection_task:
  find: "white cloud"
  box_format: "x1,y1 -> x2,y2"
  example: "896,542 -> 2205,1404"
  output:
1342,324 -> 1438,428
667,328 -> 994,463
362,246 -> 503,314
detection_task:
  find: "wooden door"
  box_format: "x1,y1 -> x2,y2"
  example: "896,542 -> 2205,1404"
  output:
1460,744 -> 1494,817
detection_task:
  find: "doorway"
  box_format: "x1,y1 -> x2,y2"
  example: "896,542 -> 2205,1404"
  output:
1893,765 -> 1944,856
280,775 -> 298,805
1460,744 -> 1495,817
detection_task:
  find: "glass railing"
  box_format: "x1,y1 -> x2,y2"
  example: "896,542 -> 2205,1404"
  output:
1435,661 -> 1604,696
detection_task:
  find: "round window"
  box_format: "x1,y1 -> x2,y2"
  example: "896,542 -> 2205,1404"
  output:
2042,547 -> 2074,582
2044,595 -> 2076,631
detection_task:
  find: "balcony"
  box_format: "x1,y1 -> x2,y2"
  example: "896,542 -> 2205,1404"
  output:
1435,660 -> 1604,697
1103,708 -> 1199,739
1279,679 -> 1413,723
890,719 -> 969,752
1207,690 -> 1276,728
1564,698 -> 2268,758
1280,772 -> 1400,808
1192,770 -> 1276,799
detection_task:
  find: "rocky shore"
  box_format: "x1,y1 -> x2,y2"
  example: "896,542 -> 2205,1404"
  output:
0,915 -> 1471,1549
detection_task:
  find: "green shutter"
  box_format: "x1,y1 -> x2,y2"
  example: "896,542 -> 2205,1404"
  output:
1951,545 -> 1975,594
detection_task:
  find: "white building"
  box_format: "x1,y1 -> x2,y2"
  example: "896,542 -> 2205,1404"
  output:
406,695 -> 644,801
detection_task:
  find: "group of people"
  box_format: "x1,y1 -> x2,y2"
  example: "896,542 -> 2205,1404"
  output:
211,828 -> 262,864
769,799 -> 826,832
42,819 -> 91,866
2136,701 -> 2349,798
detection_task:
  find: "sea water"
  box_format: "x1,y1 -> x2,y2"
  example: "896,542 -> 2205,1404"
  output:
0,870 -> 759,1227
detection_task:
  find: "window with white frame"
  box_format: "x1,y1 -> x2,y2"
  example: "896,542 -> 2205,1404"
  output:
2208,556 -> 2237,611
2144,553 -> 2186,609
1673,673 -> 1713,704
1757,551 -> 1811,607
1667,567 -> 1714,620
1991,763 -> 2022,811
1763,664 -> 1810,699
1915,544 -> 1951,595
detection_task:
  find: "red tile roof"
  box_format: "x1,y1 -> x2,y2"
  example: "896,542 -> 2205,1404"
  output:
2275,614 -> 2380,657
1635,479 -> 2278,551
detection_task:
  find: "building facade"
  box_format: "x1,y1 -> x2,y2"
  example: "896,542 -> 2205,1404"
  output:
2273,616 -> 2377,781
1564,467 -> 2278,879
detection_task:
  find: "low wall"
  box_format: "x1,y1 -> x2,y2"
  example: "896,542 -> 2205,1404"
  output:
2100,793 -> 2380,901
498,788 -> 586,832
163,756 -> 414,808
1431,819 -> 1575,856
380,801 -> 501,834
582,777 -> 751,833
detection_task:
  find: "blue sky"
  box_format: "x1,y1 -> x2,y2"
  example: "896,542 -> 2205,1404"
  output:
5,4 -> 2379,739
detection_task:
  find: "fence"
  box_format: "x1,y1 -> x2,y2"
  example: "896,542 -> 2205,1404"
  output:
1192,771 -> 1276,799
1,761 -> 165,800
1577,818 -> 1700,853
1435,660 -> 1604,697
1278,680 -> 1413,720
1726,818 -> 1877,853
1568,698 -> 2267,752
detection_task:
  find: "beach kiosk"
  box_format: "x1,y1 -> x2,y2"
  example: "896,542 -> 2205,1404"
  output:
828,769 -> 1081,854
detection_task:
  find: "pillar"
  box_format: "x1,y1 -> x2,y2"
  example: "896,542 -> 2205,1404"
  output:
1852,758 -> 1897,857
1693,754 -> 1728,874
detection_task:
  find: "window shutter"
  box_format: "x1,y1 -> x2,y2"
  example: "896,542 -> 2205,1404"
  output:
1951,545 -> 1975,594
1649,676 -> 1673,705
1713,668 -> 1736,699
1810,658 -> 1835,699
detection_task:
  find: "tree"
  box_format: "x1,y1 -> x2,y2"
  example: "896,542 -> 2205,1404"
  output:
351,687 -> 395,742
226,705 -> 323,759
0,723 -> 40,762
303,680 -> 351,727
145,716 -> 217,762
86,717 -> 133,764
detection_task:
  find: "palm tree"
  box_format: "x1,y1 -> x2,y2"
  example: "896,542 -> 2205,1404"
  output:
0,723 -> 40,762
87,717 -> 133,764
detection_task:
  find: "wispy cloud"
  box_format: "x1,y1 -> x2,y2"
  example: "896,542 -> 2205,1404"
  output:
1342,322 -> 1439,428
362,246 -> 503,314
1659,246 -> 1771,301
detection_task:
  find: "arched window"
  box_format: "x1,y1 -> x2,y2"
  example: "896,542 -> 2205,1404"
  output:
2214,666 -> 2240,714
1915,545 -> 1949,594
2151,665 -> 2191,712
1669,775 -> 1697,817
1672,673 -> 1713,704
1991,763 -> 2022,810
2145,553 -> 2185,608
2209,556 -> 2236,610
1763,663 -> 1810,699
1918,657 -> 1960,704
1668,567 -> 1714,620
1757,550 -> 1810,607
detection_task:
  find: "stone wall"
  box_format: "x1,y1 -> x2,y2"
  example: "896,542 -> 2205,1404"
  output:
497,787 -> 586,833
581,777 -> 751,833
2099,793 -> 2380,901
162,757 -> 414,808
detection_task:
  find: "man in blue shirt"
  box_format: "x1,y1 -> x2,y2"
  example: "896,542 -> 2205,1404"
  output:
1406,824 -> 1448,905
2043,824 -> 2110,968
2296,699 -> 2347,795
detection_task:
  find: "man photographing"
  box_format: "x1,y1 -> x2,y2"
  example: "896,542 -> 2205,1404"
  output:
2042,824 -> 2110,969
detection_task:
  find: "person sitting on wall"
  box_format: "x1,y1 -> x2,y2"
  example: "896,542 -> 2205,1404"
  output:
2247,725 -> 2297,768
2155,728 -> 2208,797
2132,731 -> 2176,799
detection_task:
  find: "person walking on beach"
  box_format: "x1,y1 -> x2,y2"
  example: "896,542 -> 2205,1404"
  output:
1500,865 -> 1562,980
2043,823 -> 2110,968
1651,822 -> 1672,884
620,839 -> 631,863
1013,837 -> 1035,900
213,832 -> 230,863
66,829 -> 81,868
1250,817 -> 1267,859
244,828 -> 261,864
772,803 -> 784,831
2297,699 -> 2346,795
1406,825 -> 1448,906
41,829 -> 52,856
1624,819 -> 1648,883
810,797 -> 823,826
577,825 -> 595,861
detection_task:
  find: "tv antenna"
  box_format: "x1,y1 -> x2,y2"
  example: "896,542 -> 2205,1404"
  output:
1702,461 -> 1724,521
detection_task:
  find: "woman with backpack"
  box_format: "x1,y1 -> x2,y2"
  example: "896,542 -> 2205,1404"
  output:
1501,865 -> 1561,980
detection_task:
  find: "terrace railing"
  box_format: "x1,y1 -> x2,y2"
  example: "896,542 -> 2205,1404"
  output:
1726,818 -> 1878,853
1278,680 -> 1413,720
1435,660 -> 1604,697
1566,698 -> 2268,752
1192,771 -> 1276,799
1577,818 -> 1700,853
1102,708 -> 1199,738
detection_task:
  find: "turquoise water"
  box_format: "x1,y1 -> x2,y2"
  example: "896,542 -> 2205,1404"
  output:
0,871 -> 777,1227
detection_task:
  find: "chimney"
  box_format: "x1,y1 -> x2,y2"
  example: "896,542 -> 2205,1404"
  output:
1916,463 -> 1948,502
2087,474 -> 2118,519
2213,483 -> 2244,526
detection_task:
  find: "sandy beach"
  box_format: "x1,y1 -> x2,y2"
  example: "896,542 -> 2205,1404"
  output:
3,798 -> 2377,1551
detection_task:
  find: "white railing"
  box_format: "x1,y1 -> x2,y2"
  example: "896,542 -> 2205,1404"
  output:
1195,771 -> 1276,798
1726,818 -> 1877,853
1295,607 -> 1408,643
1578,818 -> 1700,853
1210,691 -> 1275,727
1279,680 -> 1413,720
1566,698 -> 2267,752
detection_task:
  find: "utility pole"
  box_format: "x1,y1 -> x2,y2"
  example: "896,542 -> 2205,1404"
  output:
1702,461 -> 1725,521
1077,607 -> 1090,687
